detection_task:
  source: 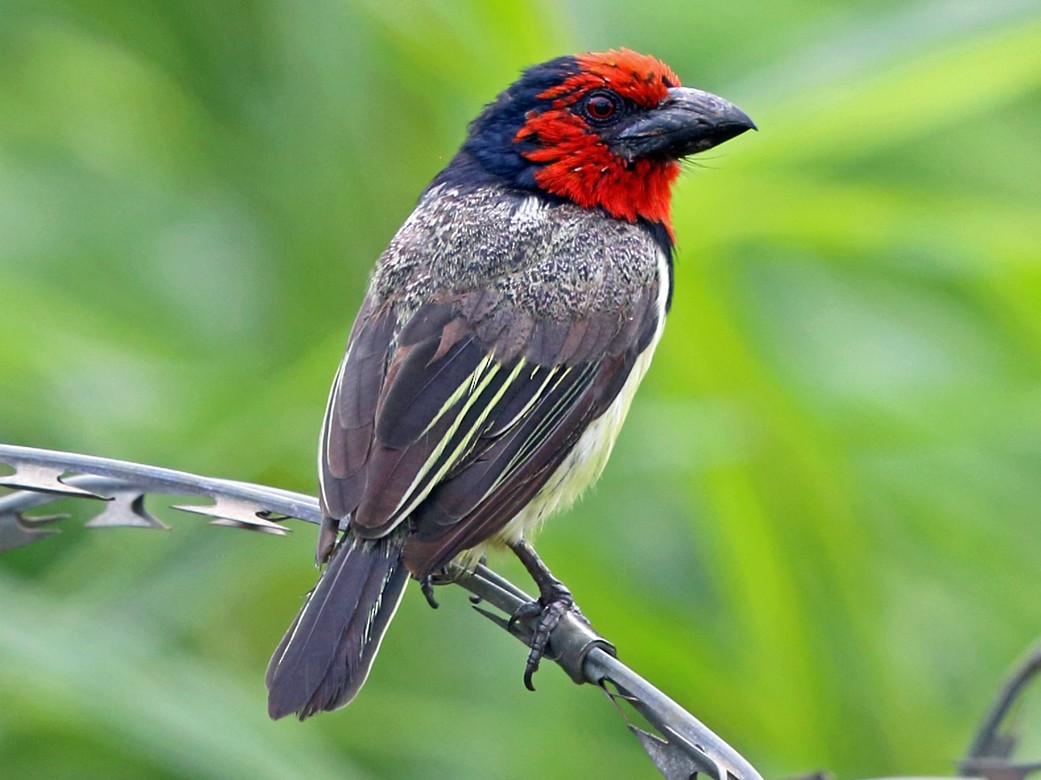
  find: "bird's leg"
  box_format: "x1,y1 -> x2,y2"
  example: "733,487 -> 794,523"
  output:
507,538 -> 580,691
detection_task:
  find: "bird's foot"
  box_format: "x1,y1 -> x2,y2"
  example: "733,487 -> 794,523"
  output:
419,558 -> 487,609
419,574 -> 440,609
508,579 -> 582,690
505,537 -> 589,691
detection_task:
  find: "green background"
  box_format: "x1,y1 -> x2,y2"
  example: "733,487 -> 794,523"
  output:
3,1 -> 1041,777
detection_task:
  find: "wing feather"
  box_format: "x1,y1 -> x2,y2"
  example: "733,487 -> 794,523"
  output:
319,266 -> 662,576
402,356 -> 629,573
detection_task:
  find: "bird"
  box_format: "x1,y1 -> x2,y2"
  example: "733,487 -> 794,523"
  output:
265,48 -> 754,720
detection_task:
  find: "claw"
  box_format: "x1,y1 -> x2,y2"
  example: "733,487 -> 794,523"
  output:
519,583 -> 574,690
507,599 -> 541,634
419,564 -> 472,609
419,574 -> 440,609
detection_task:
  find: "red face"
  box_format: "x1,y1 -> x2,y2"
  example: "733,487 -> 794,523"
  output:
515,50 -> 684,235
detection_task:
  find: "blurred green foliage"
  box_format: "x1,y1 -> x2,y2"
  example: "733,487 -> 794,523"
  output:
2,0 -> 1041,777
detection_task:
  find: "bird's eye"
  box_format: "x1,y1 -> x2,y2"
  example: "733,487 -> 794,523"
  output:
582,91 -> 622,124
587,95 -> 615,118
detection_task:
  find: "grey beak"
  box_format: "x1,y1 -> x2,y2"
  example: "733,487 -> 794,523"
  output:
613,86 -> 756,161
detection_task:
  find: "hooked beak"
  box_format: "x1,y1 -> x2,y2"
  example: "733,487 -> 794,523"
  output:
613,86 -> 756,161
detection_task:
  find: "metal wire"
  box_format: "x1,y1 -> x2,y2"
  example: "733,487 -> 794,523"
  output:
0,443 -> 762,780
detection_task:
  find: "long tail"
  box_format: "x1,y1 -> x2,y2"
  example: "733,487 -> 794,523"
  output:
266,534 -> 409,720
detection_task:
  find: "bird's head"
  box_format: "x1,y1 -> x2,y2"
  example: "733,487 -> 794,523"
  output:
446,49 -> 755,239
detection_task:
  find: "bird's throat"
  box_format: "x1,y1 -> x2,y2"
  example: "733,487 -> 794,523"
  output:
534,157 -> 678,239
517,115 -> 680,239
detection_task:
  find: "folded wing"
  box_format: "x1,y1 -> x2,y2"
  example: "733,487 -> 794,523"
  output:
319,274 -> 661,577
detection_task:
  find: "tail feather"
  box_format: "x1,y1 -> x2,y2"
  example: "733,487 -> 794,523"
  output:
266,535 -> 408,720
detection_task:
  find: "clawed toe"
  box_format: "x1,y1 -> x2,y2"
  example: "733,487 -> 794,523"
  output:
510,582 -> 576,690
419,575 -> 440,609
507,599 -> 540,632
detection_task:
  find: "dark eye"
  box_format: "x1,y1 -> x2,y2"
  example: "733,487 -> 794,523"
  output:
582,91 -> 622,124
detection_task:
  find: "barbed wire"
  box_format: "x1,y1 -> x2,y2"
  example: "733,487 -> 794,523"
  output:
4,443 -> 1041,780
0,443 -> 763,780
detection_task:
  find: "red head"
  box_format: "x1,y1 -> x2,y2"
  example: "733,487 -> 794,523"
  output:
441,49 -> 754,241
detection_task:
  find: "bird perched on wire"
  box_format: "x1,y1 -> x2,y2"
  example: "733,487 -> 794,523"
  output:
266,48 -> 754,720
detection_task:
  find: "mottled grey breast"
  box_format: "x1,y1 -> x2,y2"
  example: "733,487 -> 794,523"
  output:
371,184 -> 665,335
